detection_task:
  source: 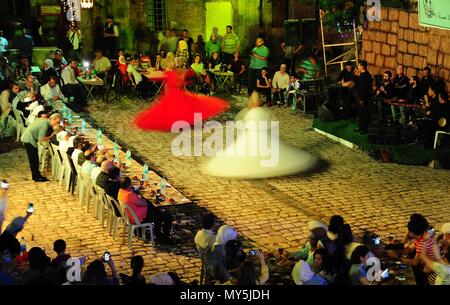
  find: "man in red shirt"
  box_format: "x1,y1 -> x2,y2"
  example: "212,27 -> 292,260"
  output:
118,176 -> 173,244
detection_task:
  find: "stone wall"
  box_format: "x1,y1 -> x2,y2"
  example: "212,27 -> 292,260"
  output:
362,8 -> 450,92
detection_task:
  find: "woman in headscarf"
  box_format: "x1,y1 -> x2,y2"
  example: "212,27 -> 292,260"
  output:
40,59 -> 57,85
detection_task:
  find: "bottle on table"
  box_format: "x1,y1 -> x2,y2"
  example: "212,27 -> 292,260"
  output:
125,149 -> 132,168
97,128 -> 103,145
143,163 -> 149,182
81,118 -> 87,133
160,177 -> 167,195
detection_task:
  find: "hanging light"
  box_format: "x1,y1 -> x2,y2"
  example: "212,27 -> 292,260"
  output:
80,0 -> 94,9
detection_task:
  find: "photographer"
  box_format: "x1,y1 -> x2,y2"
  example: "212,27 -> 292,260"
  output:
220,250 -> 269,285
82,257 -> 119,285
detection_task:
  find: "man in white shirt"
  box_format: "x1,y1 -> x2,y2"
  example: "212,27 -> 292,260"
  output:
40,76 -> 65,102
272,64 -> 290,107
127,57 -> 143,87
71,137 -> 83,167
92,50 -> 111,78
61,59 -> 87,106
194,214 -> 216,251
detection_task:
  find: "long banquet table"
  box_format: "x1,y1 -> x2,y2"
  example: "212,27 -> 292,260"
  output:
53,100 -> 192,209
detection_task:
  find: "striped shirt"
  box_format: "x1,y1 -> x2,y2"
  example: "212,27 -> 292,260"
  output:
222,33 -> 240,54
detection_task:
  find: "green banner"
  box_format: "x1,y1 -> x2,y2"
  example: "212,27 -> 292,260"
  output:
418,0 -> 450,29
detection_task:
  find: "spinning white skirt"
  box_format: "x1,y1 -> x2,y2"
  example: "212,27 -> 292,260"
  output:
202,107 -> 318,179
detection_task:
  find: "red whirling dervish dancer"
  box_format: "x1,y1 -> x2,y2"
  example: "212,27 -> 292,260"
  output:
134,71 -> 229,131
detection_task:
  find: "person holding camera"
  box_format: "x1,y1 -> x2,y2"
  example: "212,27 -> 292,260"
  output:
220,250 -> 269,285
82,256 -> 119,285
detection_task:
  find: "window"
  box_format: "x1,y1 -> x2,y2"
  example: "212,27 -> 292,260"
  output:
147,0 -> 167,31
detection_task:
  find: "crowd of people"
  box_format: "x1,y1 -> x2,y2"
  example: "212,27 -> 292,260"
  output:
334,61 -> 449,146
2,189 -> 448,286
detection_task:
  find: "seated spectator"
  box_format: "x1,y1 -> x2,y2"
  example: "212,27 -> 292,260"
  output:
116,49 -> 129,82
11,82 -> 27,111
127,56 -> 153,95
327,215 -> 345,241
71,137 -> 84,167
420,241 -> 450,285
96,161 -> 120,200
121,255 -> 146,285
222,251 -> 269,285
81,150 -> 98,176
292,260 -> 327,285
401,213 -> 441,285
256,68 -> 272,106
194,214 -> 216,251
272,64 -> 290,107
56,130 -> 71,153
176,40 -> 188,68
40,59 -> 58,85
40,76 -> 65,102
61,58 -> 87,107
52,49 -> 68,72
21,247 -> 56,285
92,50 -> 111,78
15,93 -> 34,117
162,52 -> 177,71
348,245 -> 374,285
153,54 -> 163,72
298,54 -> 320,80
22,75 -> 40,94
228,51 -> 245,93
208,51 -> 221,71
224,239 -> 247,275
90,155 -> 108,183
14,56 -> 31,80
190,54 -> 210,86
118,176 -> 173,244
52,239 -> 71,266
205,225 -> 238,283
77,141 -> 92,166
312,248 -> 336,284
149,271 -> 180,285
25,97 -> 46,126
82,259 -> 119,285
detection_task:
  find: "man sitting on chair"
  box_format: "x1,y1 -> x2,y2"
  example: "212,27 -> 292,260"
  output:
40,76 -> 65,102
118,176 -> 174,245
61,58 -> 87,106
127,57 -> 153,97
92,50 -> 111,79
272,64 -> 290,107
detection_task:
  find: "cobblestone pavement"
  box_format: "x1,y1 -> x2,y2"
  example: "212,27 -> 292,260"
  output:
1,93 -> 449,283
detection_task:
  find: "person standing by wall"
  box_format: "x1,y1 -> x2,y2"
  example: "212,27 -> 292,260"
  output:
222,25 -> 240,66
104,16 -> 119,59
247,37 -> 269,96
67,24 -> 83,60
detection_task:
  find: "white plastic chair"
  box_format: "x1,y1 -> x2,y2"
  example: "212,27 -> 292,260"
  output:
434,130 -> 450,149
105,194 -> 125,240
121,203 -> 155,248
51,144 -> 64,183
12,108 -> 26,142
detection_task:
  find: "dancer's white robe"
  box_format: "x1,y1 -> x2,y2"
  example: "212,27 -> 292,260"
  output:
202,107 -> 318,178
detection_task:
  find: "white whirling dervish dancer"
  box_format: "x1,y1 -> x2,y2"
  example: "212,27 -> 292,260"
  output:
202,92 -> 319,179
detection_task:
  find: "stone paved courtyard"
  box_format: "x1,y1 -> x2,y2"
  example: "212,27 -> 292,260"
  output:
1,93 -> 449,283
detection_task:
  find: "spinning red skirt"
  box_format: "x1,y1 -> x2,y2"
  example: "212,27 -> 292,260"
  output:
134,71 -> 229,131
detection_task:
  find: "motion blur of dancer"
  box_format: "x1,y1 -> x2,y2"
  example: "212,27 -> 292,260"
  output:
202,92 -> 318,179
134,71 -> 228,131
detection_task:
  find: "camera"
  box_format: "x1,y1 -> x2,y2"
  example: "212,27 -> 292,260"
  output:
102,251 -> 111,262
373,237 -> 381,245
248,250 -> 257,256
27,203 -> 34,213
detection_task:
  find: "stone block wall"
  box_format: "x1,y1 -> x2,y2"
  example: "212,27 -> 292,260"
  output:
362,8 -> 450,92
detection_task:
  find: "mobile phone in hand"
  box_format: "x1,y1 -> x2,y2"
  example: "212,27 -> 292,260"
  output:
27,203 -> 34,213
102,251 -> 111,262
